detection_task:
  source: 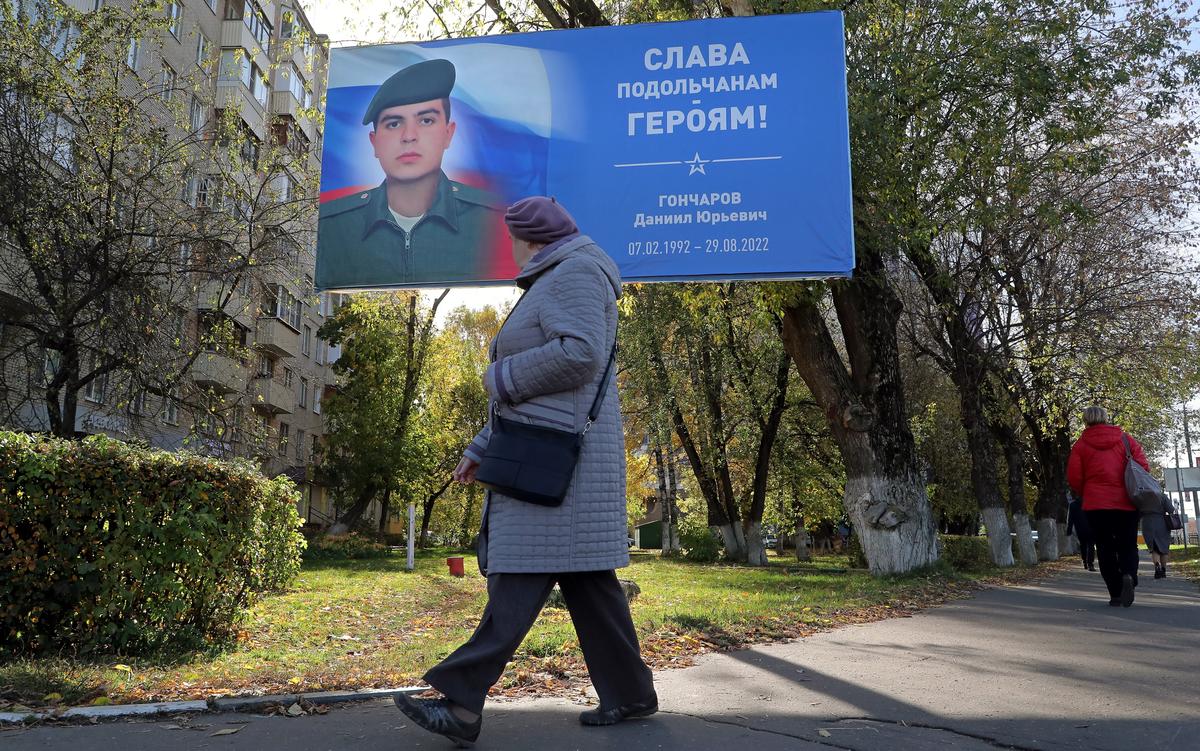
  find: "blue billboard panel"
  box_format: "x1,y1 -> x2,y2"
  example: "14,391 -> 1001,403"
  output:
317,12 -> 853,290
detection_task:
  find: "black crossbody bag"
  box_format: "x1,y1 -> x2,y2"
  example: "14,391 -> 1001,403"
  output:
475,342 -> 617,507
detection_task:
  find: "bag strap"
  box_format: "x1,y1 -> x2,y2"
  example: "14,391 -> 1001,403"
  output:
582,342 -> 618,436
1121,433 -> 1133,463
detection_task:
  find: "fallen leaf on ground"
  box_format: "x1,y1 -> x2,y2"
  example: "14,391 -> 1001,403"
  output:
818,729 -> 832,737
211,727 -> 242,736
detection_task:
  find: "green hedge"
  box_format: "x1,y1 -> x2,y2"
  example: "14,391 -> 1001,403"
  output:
302,532 -> 391,560
0,432 -> 305,654
938,535 -> 993,572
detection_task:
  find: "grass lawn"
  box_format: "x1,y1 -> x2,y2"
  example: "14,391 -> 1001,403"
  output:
0,549 -> 1056,711
1169,545 -> 1200,582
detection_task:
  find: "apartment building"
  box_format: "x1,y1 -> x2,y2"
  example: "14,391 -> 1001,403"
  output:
0,0 -> 340,523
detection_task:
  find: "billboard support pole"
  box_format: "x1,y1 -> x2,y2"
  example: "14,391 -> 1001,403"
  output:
1186,406 -> 1197,544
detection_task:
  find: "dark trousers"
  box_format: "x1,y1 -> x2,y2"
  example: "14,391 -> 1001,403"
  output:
424,570 -> 656,715
1077,534 -> 1095,569
1085,510 -> 1140,599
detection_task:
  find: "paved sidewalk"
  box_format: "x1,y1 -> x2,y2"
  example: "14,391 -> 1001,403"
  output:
4,560 -> 1198,750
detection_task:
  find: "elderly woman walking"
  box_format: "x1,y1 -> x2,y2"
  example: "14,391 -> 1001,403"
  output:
1067,406 -> 1151,607
394,197 -> 656,746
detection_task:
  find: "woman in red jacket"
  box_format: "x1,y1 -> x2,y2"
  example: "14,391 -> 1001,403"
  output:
1066,406 -> 1150,607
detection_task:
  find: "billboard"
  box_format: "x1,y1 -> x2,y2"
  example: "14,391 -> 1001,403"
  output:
316,12 -> 853,291
1165,467 -> 1200,493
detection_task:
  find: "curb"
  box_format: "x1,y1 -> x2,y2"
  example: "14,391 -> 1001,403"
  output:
0,686 -> 427,725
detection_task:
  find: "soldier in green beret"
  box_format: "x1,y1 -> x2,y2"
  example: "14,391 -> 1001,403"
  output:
316,59 -> 503,290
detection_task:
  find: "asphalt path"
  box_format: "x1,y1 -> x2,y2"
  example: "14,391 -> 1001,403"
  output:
5,557 -> 1198,751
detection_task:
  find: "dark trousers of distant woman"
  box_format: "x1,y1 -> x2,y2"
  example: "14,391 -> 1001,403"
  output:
1077,535 -> 1096,571
1085,510 -> 1140,599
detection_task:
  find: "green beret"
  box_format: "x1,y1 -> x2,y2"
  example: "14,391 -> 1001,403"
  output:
362,59 -> 456,126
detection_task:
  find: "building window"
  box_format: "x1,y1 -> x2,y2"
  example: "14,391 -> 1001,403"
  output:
39,113 -> 74,169
278,422 -> 289,456
129,391 -> 147,416
275,173 -> 291,201
126,38 -> 140,71
313,383 -> 322,414
283,367 -> 294,388
164,388 -> 179,425
258,355 -> 275,378
159,63 -> 176,102
302,325 -> 311,357
287,63 -> 305,101
189,95 -> 206,132
250,64 -> 269,107
166,1 -> 182,39
206,0 -> 217,13
295,428 -> 306,461
311,433 -> 320,458
274,286 -> 301,330
196,33 -> 212,69
299,377 -> 308,408
82,367 -> 107,404
188,175 -> 216,208
42,350 -> 62,386
280,7 -> 297,38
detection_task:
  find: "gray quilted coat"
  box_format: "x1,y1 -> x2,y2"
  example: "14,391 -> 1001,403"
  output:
462,235 -> 628,574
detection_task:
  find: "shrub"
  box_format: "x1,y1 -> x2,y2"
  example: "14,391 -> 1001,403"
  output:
302,532 -> 392,560
845,533 -> 868,569
938,535 -> 993,573
0,432 -> 305,655
680,527 -> 723,563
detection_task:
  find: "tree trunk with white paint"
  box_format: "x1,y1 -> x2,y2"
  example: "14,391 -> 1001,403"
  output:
780,268 -> 939,576
980,506 -> 1016,567
1036,516 -> 1061,560
1011,513 -> 1038,565
744,521 -> 769,566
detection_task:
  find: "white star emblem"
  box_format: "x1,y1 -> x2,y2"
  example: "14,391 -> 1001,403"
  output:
685,152 -> 709,175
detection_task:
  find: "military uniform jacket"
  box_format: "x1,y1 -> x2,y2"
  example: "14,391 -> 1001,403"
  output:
315,172 -> 502,290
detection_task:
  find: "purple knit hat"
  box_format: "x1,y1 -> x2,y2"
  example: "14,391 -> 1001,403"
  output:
504,196 -> 579,244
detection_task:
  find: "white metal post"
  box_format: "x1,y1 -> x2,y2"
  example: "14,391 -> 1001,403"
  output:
407,503 -> 415,571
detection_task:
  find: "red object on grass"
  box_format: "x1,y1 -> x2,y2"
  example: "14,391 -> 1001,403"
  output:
446,556 -> 465,577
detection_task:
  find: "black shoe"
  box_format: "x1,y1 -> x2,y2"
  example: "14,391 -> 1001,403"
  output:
579,696 -> 659,726
1088,565 -> 1097,571
1120,574 -> 1135,607
1160,567 -> 1167,579
1108,598 -> 1121,606
394,694 -> 481,747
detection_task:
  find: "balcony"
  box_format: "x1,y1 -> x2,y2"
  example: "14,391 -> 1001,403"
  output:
252,378 -> 293,414
221,19 -> 269,60
192,352 -> 245,393
254,316 -> 299,357
216,83 -> 268,140
196,279 -> 255,329
270,89 -> 317,142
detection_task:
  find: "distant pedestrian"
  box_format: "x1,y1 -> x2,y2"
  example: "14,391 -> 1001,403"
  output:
1066,406 -> 1150,607
392,197 -> 656,746
1142,494 -> 1172,579
1065,493 -> 1096,571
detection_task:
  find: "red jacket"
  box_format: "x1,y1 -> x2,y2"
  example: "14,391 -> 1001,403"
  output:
1066,424 -> 1150,512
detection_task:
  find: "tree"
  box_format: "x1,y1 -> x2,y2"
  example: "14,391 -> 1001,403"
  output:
621,282 -> 789,565
884,0 -> 1200,564
318,291 -> 447,531
412,305 -> 502,545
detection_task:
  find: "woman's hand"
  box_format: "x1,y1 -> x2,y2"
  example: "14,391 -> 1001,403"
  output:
453,456 -> 480,485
